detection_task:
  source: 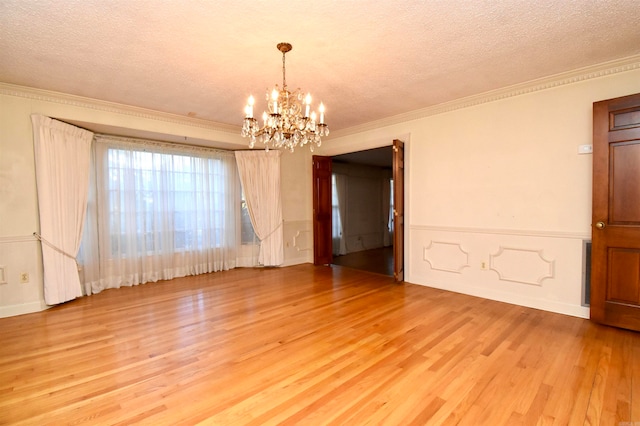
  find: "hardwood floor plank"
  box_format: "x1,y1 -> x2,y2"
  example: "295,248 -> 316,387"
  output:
1,264 -> 639,425
633,335 -> 640,422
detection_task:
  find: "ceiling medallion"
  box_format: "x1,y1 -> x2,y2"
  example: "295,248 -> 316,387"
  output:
242,42 -> 329,152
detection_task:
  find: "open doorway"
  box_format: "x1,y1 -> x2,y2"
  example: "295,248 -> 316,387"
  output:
330,146 -> 394,276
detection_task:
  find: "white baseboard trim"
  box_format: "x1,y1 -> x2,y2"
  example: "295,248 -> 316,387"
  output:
0,300 -> 50,318
281,258 -> 313,268
408,277 -> 590,319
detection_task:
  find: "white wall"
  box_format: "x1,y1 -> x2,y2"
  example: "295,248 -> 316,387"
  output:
280,147 -> 314,266
0,84 -> 313,316
317,62 -> 640,318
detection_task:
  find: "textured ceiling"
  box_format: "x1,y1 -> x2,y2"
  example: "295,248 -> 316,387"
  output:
1,0 -> 640,134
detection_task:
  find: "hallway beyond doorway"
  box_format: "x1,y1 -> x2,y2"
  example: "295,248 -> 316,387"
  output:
332,246 -> 393,276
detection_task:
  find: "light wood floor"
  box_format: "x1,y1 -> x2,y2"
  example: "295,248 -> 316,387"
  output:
1,264 -> 639,425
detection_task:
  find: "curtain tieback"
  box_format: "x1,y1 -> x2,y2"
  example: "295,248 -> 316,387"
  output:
33,232 -> 77,260
259,221 -> 283,241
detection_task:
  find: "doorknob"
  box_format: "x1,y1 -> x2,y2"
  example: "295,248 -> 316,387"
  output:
595,221 -> 606,229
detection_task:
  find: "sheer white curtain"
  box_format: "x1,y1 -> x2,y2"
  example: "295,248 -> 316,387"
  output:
235,150 -> 284,266
31,115 -> 93,305
79,136 -> 240,294
332,173 -> 348,256
382,174 -> 392,247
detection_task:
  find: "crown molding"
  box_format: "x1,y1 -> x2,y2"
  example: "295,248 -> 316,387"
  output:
3,53 -> 640,140
328,54 -> 640,139
0,82 -> 240,134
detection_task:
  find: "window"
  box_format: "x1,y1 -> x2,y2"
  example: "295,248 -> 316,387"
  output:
240,189 -> 258,245
105,147 -> 233,255
79,136 -> 248,294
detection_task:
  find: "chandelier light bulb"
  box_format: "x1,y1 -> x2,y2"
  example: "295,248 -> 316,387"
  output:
304,94 -> 312,118
246,95 -> 255,119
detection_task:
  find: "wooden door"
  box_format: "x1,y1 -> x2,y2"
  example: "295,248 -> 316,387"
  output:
393,139 -> 404,282
312,155 -> 333,265
591,93 -> 640,331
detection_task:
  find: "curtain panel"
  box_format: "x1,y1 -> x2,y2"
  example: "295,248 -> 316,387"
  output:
235,150 -> 284,266
382,174 -> 392,247
333,173 -> 348,256
79,136 -> 241,294
31,115 -> 93,305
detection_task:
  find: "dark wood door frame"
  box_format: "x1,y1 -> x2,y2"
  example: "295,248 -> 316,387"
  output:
312,155 -> 333,265
393,139 -> 405,282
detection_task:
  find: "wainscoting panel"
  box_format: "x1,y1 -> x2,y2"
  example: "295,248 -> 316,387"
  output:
283,220 -> 313,266
408,226 -> 589,318
346,232 -> 384,253
0,235 -> 47,318
423,241 -> 470,273
490,246 -> 554,286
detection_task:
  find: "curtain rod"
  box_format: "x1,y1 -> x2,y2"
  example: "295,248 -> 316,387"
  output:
94,133 -> 235,156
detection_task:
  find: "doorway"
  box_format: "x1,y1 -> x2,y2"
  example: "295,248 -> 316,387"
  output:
332,246 -> 394,276
313,141 -> 404,280
330,146 -> 395,276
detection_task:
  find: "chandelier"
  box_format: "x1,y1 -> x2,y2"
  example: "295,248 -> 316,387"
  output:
242,42 -> 329,152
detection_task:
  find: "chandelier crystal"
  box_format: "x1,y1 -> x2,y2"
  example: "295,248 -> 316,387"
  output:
242,42 -> 329,152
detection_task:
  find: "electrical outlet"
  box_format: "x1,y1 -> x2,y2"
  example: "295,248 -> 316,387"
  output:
20,272 -> 29,283
481,262 -> 487,270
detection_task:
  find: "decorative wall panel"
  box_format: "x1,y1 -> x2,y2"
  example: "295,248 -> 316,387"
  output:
423,241 -> 470,273
283,220 -> 313,266
293,229 -> 312,252
490,246 -> 554,286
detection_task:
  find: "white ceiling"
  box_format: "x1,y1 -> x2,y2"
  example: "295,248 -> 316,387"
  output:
1,0 -> 640,134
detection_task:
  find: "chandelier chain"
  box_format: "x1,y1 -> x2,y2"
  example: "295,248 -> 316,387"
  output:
282,50 -> 287,89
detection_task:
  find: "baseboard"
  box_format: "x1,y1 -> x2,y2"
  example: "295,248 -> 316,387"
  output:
409,278 -> 590,319
0,300 -> 50,318
281,258 -> 313,268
